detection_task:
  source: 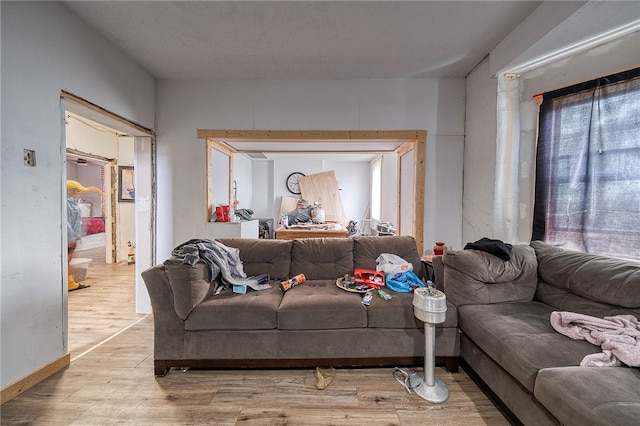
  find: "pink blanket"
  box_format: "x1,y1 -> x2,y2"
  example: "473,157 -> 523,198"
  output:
550,311 -> 640,367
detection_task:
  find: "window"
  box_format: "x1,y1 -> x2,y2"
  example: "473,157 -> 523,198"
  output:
532,68 -> 640,260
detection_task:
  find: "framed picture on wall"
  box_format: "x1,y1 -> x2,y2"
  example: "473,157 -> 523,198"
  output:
118,166 -> 135,202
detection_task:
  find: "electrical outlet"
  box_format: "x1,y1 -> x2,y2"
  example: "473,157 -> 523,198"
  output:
24,149 -> 36,167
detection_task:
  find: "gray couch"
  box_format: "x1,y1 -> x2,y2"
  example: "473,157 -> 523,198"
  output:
433,240 -> 640,426
142,236 -> 460,376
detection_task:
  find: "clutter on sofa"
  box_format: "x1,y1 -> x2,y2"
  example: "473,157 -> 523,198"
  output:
142,235 -> 460,376
433,240 -> 640,426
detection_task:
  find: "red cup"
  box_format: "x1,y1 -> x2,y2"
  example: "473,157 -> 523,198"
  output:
221,205 -> 230,222
216,206 -> 229,222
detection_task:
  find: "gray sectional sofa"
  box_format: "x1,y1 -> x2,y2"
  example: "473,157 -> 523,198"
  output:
433,241 -> 640,426
142,236 -> 460,377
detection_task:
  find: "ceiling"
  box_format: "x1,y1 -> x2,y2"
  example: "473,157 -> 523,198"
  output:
61,1 -> 543,160
62,1 -> 542,81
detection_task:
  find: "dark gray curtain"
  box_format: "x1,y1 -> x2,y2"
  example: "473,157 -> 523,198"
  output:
532,68 -> 640,261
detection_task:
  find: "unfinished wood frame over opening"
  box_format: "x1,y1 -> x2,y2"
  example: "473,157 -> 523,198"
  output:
198,129 -> 426,252
206,140 -> 234,222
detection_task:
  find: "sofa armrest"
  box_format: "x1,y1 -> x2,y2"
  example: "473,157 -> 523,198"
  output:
431,255 -> 445,292
441,245 -> 538,306
141,264 -> 176,315
163,258 -> 213,320
141,264 -> 188,359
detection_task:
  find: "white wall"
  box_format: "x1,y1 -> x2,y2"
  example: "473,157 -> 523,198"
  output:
156,78 -> 465,257
232,153 -> 253,214
463,58 -> 498,244
255,156 -> 371,225
380,153 -> 399,229
325,160 -> 371,226
1,2 -> 155,389
211,148 -> 231,207
251,161 -> 274,219
463,3 -> 640,246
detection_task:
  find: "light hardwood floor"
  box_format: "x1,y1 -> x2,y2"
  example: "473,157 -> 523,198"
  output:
67,246 -> 147,360
1,249 -> 511,425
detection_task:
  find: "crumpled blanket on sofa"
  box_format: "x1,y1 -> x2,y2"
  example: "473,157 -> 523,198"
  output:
550,311 -> 640,367
172,238 -> 271,291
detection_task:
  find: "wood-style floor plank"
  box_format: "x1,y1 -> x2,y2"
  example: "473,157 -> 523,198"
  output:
1,247 -> 510,425
67,246 -> 145,360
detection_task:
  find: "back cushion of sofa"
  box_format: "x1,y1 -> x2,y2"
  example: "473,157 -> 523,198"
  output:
353,236 -> 423,279
290,238 -> 353,280
442,245 -> 538,306
164,258 -> 213,320
217,238 -> 293,280
531,240 -> 640,309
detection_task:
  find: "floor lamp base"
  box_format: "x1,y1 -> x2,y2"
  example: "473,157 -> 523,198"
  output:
409,373 -> 449,403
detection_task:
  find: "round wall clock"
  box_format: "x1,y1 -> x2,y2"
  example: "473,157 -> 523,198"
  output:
286,172 -> 305,195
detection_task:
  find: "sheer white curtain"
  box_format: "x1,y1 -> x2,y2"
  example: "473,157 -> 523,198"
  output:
493,73 -> 521,244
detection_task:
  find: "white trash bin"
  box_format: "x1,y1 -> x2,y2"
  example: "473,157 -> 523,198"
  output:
70,258 -> 92,282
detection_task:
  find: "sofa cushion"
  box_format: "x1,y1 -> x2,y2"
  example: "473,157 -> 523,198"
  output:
366,290 -> 458,329
353,236 -> 424,279
534,367 -> 640,426
164,258 -> 213,320
289,238 -> 353,280
184,285 -> 283,331
217,238 -> 293,280
458,302 -> 602,392
442,245 -> 538,306
531,240 -> 640,309
277,281 -> 367,330
535,281 -> 640,318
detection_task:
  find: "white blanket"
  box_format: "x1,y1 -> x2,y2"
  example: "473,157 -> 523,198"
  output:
550,311 -> 640,367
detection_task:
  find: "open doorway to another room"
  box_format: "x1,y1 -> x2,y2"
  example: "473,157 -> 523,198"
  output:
65,151 -> 112,264
200,130 -> 426,252
62,94 -> 155,360
65,112 -> 139,359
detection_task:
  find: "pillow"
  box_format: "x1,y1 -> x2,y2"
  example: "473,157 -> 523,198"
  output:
442,244 -> 538,306
164,258 -> 212,320
217,238 -> 293,280
290,238 -> 354,280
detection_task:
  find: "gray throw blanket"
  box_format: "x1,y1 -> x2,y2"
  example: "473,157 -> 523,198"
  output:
550,311 -> 640,367
172,238 -> 271,291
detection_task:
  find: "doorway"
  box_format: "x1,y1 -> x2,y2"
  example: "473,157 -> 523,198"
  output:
199,129 -> 426,252
62,92 -> 155,359
65,150 -> 114,264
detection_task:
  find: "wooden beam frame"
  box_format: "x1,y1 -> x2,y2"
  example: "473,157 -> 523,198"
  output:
206,140 -> 235,222
199,130 -> 426,253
